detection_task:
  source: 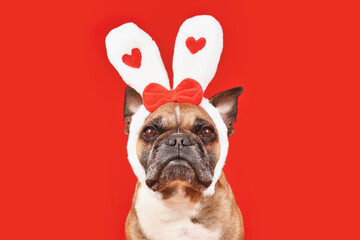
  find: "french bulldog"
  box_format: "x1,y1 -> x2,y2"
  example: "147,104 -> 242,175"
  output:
123,86 -> 244,240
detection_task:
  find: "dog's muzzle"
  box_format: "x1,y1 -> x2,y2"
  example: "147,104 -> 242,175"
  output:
145,133 -> 213,188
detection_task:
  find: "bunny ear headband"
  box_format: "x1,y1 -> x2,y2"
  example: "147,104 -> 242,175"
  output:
106,15 -> 228,196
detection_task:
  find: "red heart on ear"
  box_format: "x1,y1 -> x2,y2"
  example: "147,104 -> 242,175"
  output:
122,48 -> 141,68
186,37 -> 206,54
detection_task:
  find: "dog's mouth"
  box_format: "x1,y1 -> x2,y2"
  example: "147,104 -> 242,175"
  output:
166,159 -> 192,169
145,157 -> 213,190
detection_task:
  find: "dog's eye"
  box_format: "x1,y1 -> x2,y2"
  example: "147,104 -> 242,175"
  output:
143,127 -> 156,138
201,127 -> 213,138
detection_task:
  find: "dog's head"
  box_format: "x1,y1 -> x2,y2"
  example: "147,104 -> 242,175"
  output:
105,15 -> 243,196
124,86 -> 243,196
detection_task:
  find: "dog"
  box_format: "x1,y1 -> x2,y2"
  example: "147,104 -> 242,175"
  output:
123,86 -> 244,240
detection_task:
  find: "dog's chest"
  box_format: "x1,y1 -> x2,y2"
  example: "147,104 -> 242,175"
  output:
135,186 -> 221,240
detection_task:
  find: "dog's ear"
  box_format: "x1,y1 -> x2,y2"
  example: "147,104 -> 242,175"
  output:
124,87 -> 143,135
209,87 -> 243,137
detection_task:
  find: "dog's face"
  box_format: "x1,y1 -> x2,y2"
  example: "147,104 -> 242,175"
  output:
124,87 -> 243,197
138,102 -> 220,193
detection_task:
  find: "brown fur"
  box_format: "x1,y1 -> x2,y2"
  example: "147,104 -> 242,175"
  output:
124,87 -> 244,239
125,183 -> 147,240
138,102 -> 221,167
125,172 -> 244,240
136,102 -> 221,194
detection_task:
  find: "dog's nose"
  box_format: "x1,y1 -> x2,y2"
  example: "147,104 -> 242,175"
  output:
165,134 -> 194,147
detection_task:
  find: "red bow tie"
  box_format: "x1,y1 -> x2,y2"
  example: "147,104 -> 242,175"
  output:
143,78 -> 203,112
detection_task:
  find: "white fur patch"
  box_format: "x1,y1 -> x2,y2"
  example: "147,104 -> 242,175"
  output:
135,184 -> 221,240
175,104 -> 181,130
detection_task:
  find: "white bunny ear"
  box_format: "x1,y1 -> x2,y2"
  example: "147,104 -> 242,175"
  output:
105,23 -> 170,95
172,15 -> 223,91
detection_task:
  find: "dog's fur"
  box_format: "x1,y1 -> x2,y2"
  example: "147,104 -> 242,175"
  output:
123,87 -> 244,240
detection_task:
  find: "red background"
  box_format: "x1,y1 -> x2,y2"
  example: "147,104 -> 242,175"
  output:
1,0 -> 360,239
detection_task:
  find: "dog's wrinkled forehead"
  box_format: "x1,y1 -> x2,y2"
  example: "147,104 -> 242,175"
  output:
143,102 -> 216,131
